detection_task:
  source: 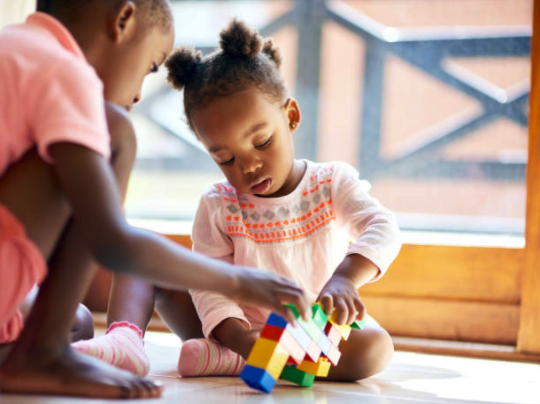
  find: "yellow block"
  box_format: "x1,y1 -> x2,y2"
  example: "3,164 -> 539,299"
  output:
297,357 -> 331,377
329,313 -> 352,340
246,338 -> 289,379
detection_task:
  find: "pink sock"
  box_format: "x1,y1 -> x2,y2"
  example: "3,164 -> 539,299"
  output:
72,321 -> 150,377
178,338 -> 245,377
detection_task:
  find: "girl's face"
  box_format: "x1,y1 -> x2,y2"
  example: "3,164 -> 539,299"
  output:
192,86 -> 304,197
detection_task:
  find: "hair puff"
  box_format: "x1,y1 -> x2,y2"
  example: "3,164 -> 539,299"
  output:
262,38 -> 282,69
165,47 -> 202,91
219,18 -> 263,59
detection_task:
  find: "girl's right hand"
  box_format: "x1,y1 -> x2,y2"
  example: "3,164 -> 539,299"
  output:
225,267 -> 310,324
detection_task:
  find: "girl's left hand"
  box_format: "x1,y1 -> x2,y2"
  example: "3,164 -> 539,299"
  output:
316,274 -> 366,326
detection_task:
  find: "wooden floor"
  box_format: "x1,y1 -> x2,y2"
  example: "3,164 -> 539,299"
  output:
1,330 -> 539,404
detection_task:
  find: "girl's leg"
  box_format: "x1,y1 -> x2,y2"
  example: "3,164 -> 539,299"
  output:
72,276 -> 157,376
154,288 -> 203,340
20,287 -> 94,342
325,317 -> 394,382
0,104 -> 160,399
178,317 -> 254,377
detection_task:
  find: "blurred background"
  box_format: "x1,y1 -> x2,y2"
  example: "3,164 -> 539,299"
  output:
130,0 -> 532,236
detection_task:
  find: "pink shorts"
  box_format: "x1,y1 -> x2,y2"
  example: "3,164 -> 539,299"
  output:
0,203 -> 46,344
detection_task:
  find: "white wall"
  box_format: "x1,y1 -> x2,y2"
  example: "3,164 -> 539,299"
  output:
0,0 -> 35,29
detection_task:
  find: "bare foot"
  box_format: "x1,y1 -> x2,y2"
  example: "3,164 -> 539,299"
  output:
0,346 -> 162,399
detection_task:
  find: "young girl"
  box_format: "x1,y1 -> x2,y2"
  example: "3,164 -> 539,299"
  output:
0,1 -> 309,399
78,19 -> 401,382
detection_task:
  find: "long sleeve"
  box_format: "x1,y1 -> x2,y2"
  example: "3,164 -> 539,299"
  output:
332,162 -> 402,281
189,189 -> 250,338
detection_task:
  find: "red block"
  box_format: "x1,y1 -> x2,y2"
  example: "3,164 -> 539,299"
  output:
261,324 -> 287,340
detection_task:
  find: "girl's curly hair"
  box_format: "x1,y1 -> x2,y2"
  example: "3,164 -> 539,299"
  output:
165,19 -> 287,131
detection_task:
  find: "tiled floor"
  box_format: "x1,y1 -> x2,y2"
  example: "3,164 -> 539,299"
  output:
1,331 -> 539,404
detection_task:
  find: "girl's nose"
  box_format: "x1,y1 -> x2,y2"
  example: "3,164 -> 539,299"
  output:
133,92 -> 142,104
241,155 -> 262,174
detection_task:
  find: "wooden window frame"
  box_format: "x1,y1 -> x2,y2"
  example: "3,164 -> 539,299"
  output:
159,1 -> 540,361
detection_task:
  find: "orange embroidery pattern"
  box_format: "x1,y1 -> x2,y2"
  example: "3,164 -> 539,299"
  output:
219,166 -> 336,244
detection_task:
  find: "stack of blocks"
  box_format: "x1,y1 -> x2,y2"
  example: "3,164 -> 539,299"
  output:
240,303 -> 366,393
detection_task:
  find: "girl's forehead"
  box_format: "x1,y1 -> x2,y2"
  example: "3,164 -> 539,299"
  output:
193,90 -> 279,136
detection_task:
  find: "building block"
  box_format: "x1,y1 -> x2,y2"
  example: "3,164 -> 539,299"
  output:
260,323 -> 286,341
317,332 -> 332,355
284,303 -> 323,341
304,340 -> 322,363
351,318 -> 367,330
297,357 -> 331,377
311,304 -> 329,330
300,319 -> 324,341
285,322 -> 312,351
328,319 -> 351,341
324,343 -> 342,366
267,312 -> 288,328
261,324 -> 305,365
241,302 -> 365,393
324,323 -> 342,346
246,338 -> 289,379
280,365 -> 315,387
240,365 -> 276,393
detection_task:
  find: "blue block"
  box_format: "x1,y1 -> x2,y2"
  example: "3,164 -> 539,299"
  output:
317,332 -> 332,355
240,365 -> 277,394
267,313 -> 288,329
286,323 -> 312,351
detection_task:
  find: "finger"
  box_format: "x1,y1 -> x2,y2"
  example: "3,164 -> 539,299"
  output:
334,297 -> 348,325
141,378 -> 160,398
319,294 -> 334,316
345,297 -> 357,325
272,299 -> 297,325
354,296 -> 366,320
132,379 -> 147,399
279,288 -> 310,322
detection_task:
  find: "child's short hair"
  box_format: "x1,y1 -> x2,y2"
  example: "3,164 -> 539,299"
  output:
38,0 -> 172,31
165,19 -> 287,132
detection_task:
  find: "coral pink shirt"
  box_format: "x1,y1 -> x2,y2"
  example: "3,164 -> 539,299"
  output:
0,12 -> 110,177
190,160 -> 402,338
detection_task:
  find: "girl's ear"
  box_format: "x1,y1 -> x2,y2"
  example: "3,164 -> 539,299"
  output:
283,98 -> 302,132
110,1 -> 137,44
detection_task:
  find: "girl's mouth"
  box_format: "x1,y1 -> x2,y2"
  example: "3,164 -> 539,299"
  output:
251,178 -> 272,195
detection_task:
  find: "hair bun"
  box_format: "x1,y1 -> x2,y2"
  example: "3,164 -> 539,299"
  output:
219,19 -> 263,59
165,47 -> 202,90
262,38 -> 282,69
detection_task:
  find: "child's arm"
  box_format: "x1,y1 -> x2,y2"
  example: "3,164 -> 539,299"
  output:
317,162 -> 402,325
47,112 -> 309,323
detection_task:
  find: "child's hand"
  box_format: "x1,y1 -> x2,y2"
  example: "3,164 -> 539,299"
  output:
317,274 -> 366,326
226,267 -> 310,324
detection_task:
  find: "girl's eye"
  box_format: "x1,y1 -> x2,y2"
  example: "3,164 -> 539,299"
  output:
150,63 -> 159,73
219,157 -> 235,166
255,136 -> 272,149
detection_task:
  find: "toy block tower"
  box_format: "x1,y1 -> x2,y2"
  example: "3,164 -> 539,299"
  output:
240,303 -> 366,393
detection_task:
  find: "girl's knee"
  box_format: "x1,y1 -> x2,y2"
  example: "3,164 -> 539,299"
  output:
70,304 -> 94,342
341,326 -> 394,381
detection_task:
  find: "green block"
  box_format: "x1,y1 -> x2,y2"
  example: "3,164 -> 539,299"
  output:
351,318 -> 367,330
285,304 -> 323,341
299,318 -> 322,341
280,365 -> 315,387
285,303 -> 301,319
311,305 -> 328,330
